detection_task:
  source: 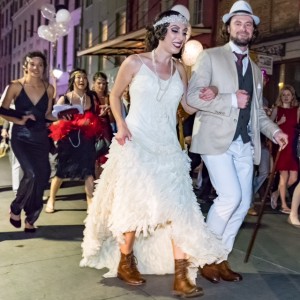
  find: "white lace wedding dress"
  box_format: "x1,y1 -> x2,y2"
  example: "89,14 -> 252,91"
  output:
80,59 -> 228,281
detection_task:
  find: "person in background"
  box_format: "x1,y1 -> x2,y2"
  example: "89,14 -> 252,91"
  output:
248,70 -> 272,216
187,0 -> 288,283
0,51 -> 55,232
1,85 -> 24,194
45,69 -> 102,213
92,72 -> 113,178
288,144 -> 300,227
80,7 -> 227,298
270,84 -> 300,214
121,85 -> 130,118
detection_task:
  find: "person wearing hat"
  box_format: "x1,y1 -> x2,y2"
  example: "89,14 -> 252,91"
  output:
187,0 -> 288,283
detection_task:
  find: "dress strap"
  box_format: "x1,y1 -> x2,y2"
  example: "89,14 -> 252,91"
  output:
134,54 -> 144,65
43,81 -> 49,92
15,80 -> 23,88
64,95 -> 71,105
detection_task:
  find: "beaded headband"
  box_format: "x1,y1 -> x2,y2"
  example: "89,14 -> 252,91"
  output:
153,14 -> 188,28
71,71 -> 86,78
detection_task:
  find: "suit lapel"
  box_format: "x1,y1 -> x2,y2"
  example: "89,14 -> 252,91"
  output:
222,44 -> 239,89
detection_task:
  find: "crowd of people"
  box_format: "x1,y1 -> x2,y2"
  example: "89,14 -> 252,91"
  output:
0,0 -> 299,298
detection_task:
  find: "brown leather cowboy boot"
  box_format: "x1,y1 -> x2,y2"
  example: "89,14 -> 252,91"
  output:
173,259 -> 204,298
117,251 -> 146,285
216,261 -> 243,282
200,263 -> 221,283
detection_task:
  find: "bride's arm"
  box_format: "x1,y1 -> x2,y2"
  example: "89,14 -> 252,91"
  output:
110,55 -> 141,145
177,62 -> 198,115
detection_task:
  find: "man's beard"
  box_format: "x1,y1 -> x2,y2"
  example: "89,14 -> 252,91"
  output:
230,35 -> 251,47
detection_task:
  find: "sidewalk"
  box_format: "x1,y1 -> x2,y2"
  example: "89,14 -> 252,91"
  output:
0,154 -> 299,300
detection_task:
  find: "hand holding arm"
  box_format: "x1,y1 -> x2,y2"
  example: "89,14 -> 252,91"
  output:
199,86 -> 218,101
236,90 -> 250,109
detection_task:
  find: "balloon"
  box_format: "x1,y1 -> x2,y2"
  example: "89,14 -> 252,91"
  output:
171,5 -> 190,21
37,25 -> 56,43
56,9 -> 71,24
41,4 -> 56,20
181,40 -> 203,66
54,22 -> 70,37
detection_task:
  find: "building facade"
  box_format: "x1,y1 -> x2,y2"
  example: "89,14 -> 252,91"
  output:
0,0 -> 82,98
78,0 -> 218,89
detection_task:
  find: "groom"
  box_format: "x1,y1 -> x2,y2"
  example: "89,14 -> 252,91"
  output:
187,0 -> 288,283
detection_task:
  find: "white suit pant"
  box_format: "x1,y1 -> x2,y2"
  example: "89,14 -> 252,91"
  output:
201,137 -> 253,254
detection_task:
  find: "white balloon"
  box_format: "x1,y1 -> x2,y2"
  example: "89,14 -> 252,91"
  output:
56,9 -> 71,24
54,22 -> 70,37
41,4 -> 56,20
182,40 -> 203,67
37,25 -> 56,43
171,5 -> 190,21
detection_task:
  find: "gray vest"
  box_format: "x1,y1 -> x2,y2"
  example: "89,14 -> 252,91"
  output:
232,62 -> 253,143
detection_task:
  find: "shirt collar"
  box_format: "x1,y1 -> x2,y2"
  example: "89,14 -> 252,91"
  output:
229,41 -> 249,55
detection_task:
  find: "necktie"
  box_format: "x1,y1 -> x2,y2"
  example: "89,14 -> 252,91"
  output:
233,52 -> 247,74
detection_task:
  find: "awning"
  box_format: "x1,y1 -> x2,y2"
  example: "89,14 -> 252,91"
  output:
77,26 -> 211,56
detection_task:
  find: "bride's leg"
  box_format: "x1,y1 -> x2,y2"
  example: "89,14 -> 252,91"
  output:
172,241 -> 204,298
117,231 -> 145,285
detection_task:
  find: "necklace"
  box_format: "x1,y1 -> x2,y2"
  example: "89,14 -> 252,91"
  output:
73,91 -> 86,107
68,130 -> 81,148
151,49 -> 173,102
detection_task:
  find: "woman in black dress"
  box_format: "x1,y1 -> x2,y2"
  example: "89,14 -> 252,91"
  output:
0,51 -> 55,232
45,69 -> 102,213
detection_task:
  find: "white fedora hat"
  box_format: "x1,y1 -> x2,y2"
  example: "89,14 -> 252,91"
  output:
222,0 -> 260,25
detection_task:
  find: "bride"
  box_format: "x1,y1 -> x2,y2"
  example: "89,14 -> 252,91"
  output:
80,7 -> 227,298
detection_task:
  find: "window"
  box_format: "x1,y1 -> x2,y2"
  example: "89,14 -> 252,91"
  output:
138,0 -> 148,28
5,8 -> 8,26
86,0 -> 93,7
191,0 -> 203,25
18,24 -> 21,45
17,62 -> 21,78
4,65 -> 6,87
24,20 -> 27,42
37,10 -> 41,28
116,11 -> 126,36
12,64 -> 15,79
62,36 -> 68,71
7,64 -> 11,82
101,20 -> 108,42
8,35 -> 11,54
75,0 -> 80,9
85,28 -> 93,48
73,25 -> 81,68
13,28 -> 16,47
30,15 -> 34,37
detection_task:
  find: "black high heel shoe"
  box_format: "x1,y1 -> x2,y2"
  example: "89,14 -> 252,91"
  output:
9,212 -> 21,228
24,221 -> 36,233
24,227 -> 36,233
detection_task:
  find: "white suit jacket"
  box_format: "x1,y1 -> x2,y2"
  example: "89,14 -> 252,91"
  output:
187,43 -> 279,165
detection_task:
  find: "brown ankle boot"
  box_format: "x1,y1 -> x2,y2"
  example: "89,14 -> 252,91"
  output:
217,261 -> 243,282
173,259 -> 204,298
117,251 -> 146,286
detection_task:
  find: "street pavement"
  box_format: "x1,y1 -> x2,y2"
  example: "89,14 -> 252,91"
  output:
0,153 -> 299,300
